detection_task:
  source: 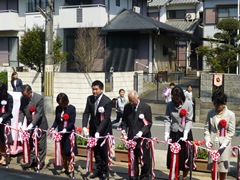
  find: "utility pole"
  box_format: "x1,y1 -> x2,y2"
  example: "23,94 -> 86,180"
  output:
37,0 -> 54,114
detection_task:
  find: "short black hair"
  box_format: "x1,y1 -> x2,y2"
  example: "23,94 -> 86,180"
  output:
22,84 -> 32,94
92,80 -> 104,89
212,91 -> 227,105
171,85 -> 185,102
119,89 -> 125,94
170,82 -> 175,86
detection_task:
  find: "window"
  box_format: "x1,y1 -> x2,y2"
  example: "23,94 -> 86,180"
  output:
116,0 -> 120,7
27,0 -> 47,12
217,6 -> 237,22
167,10 -> 185,19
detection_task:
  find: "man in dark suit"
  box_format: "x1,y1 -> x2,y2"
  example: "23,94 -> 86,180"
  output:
82,80 -> 112,180
121,90 -> 152,180
19,84 -> 48,170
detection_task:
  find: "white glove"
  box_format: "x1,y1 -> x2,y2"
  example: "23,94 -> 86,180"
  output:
83,127 -> 89,137
180,131 -> 188,141
61,128 -> 67,133
0,117 -> 3,124
95,132 -> 100,138
121,130 -> 128,140
26,123 -> 33,131
18,122 -> 22,130
205,141 -> 212,148
219,143 -> 227,149
164,132 -> 169,142
135,131 -> 143,138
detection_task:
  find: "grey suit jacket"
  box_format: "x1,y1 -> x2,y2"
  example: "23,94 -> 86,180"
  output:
19,92 -> 48,130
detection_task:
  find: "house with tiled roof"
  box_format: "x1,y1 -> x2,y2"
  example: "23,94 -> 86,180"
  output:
148,0 -> 203,71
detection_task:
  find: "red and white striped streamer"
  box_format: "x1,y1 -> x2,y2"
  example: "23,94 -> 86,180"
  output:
100,134 -> 115,170
180,116 -> 186,126
232,146 -> 240,180
53,132 -> 62,166
21,131 -> 30,164
69,131 -> 75,173
169,142 -> 181,180
32,127 -> 42,171
4,125 -> 11,155
210,150 -> 220,180
139,114 -> 149,126
125,140 -> 137,177
86,137 -> 97,172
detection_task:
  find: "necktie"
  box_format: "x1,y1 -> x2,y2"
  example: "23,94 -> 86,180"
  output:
94,97 -> 98,115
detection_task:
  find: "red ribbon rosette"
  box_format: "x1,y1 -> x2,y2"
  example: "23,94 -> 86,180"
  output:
179,108 -> 187,126
219,119 -> 227,137
210,150 -> 220,180
62,114 -> 69,128
86,137 -> 97,173
169,142 -> 181,180
29,105 -> 35,113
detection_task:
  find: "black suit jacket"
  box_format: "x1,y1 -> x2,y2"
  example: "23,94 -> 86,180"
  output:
82,94 -> 112,137
52,104 -> 76,132
19,92 -> 48,130
0,93 -> 13,124
121,100 -> 152,140
11,78 -> 23,92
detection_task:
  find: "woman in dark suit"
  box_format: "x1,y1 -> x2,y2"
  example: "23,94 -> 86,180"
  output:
51,93 -> 77,174
11,72 -> 23,92
0,82 -> 13,166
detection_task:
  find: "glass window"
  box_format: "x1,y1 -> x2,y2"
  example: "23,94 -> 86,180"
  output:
167,10 -> 185,19
116,0 -> 120,7
217,6 -> 237,22
27,0 -> 47,12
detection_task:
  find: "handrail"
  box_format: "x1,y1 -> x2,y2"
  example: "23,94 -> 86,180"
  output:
59,4 -> 105,9
0,10 -> 18,13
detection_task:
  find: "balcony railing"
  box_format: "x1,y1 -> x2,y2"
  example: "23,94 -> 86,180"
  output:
0,10 -> 19,31
59,4 -> 108,28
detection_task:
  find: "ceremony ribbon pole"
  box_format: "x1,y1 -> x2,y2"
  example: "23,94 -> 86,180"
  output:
210,150 -> 220,180
169,142 -> 181,180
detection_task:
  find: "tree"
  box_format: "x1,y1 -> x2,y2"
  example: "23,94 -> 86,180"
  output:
74,28 -> 109,72
196,18 -> 240,73
18,26 -> 67,72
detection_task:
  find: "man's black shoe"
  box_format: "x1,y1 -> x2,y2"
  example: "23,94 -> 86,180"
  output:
90,172 -> 102,179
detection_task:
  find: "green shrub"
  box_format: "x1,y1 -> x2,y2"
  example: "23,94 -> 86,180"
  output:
0,72 -> 7,87
115,140 -> 127,150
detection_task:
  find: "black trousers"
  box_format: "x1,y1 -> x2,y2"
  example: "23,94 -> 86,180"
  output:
94,138 -> 108,175
29,131 -> 47,166
130,141 -> 152,180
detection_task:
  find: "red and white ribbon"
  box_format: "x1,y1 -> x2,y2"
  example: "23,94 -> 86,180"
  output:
1,100 -> 7,114
219,127 -> 226,137
210,150 -> 220,180
21,131 -> 30,164
86,137 -> 97,172
139,114 -> 149,126
4,125 -> 11,155
180,116 -> 186,126
32,127 -> 42,171
169,142 -> 181,180
125,140 -> 137,177
100,134 -> 115,170
184,140 -> 191,169
69,131 -> 75,173
232,146 -> 240,180
53,132 -> 62,166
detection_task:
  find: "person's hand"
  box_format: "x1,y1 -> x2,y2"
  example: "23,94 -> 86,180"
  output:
95,132 -> 100,138
219,143 -> 226,149
60,128 -> 67,134
121,130 -> 128,140
0,117 -> 3,124
180,131 -> 188,141
205,141 -> 212,148
164,132 -> 169,142
26,123 -> 33,131
83,127 -> 89,137
135,131 -> 143,138
48,127 -> 55,136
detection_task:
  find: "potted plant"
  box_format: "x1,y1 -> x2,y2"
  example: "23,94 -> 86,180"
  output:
193,139 -> 210,172
75,127 -> 88,157
115,138 -> 128,163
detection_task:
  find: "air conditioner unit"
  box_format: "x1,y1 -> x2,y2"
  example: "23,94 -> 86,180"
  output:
185,13 -> 196,21
133,6 -> 140,13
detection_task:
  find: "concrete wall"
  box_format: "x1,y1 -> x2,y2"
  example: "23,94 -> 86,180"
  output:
196,73 -> 240,125
7,71 -> 142,113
